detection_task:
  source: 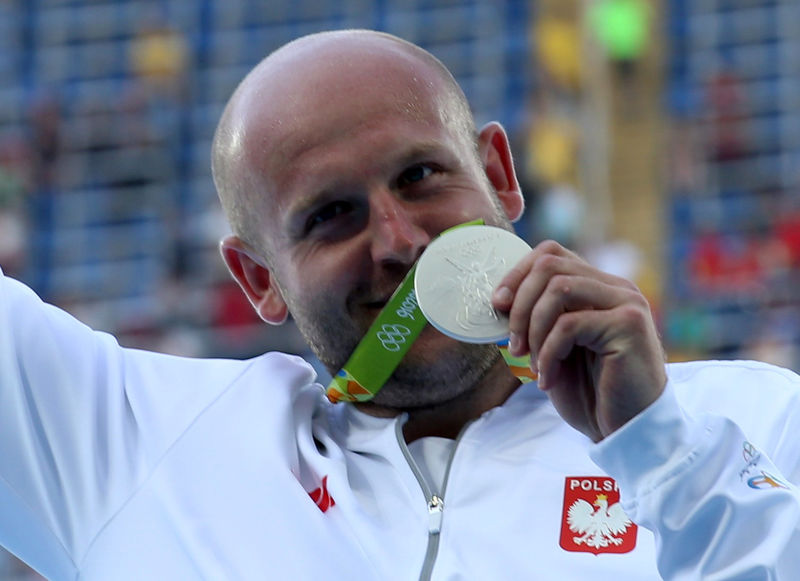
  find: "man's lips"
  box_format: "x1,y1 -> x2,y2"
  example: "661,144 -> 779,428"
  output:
360,285 -> 405,310
358,296 -> 395,327
361,300 -> 389,320
364,298 -> 389,309
352,276 -> 411,317
347,296 -> 389,321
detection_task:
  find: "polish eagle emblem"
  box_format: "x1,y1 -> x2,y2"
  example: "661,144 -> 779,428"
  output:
566,493 -> 631,549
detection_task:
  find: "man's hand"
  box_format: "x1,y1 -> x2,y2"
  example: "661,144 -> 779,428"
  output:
492,240 -> 667,442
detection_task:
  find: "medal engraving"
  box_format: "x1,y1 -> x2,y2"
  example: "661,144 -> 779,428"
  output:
445,248 -> 505,331
415,225 -> 531,343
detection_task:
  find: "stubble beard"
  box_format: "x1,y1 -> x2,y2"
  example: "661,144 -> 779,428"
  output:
369,337 -> 502,409
290,297 -> 502,409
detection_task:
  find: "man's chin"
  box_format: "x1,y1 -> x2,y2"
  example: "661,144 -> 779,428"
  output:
313,318 -> 497,406
367,337 -> 501,408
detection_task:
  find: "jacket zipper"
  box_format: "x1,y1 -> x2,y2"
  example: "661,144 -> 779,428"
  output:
395,417 -> 473,581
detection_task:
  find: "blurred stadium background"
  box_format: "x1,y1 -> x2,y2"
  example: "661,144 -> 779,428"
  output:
0,0 -> 799,577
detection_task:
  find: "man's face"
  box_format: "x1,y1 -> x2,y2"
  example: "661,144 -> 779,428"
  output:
236,42 -> 520,407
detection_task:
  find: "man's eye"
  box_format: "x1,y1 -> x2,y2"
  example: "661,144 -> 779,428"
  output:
306,201 -> 352,231
397,164 -> 434,188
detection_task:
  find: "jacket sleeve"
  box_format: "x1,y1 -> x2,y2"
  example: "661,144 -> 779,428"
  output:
591,362 -> 800,579
0,268 -> 143,579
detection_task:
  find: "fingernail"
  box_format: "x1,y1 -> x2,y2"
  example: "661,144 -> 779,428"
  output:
530,358 -> 539,375
509,332 -> 520,355
493,285 -> 512,304
537,371 -> 546,390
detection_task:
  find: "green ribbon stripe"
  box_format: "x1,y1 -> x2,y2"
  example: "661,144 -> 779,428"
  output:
326,265 -> 425,403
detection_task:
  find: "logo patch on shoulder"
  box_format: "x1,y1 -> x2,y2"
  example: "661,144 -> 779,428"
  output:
560,476 -> 637,554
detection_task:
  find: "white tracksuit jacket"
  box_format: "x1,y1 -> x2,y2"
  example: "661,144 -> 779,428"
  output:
2,268 -> 800,580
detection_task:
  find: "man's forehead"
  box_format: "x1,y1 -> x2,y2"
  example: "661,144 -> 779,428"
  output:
234,38 -> 452,175
238,37 -> 444,125
259,31 -> 435,82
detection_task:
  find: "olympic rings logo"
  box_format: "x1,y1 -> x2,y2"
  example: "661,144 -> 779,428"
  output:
376,324 -> 412,352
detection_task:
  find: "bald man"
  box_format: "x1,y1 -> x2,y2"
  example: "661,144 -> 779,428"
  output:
1,30 -> 799,580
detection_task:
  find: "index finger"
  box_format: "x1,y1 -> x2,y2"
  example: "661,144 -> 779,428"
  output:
491,239 -> 576,311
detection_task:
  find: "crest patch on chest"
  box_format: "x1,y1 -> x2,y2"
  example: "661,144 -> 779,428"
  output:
559,476 -> 637,555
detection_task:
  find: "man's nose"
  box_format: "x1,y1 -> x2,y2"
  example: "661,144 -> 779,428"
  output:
368,194 -> 429,265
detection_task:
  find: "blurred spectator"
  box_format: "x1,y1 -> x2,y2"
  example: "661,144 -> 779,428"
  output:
742,308 -> 800,372
589,0 -> 650,111
523,92 -> 584,248
532,4 -> 582,98
87,86 -> 173,217
212,279 -> 267,355
776,204 -> 800,268
524,93 -> 579,187
585,238 -> 642,284
668,121 -> 706,194
28,95 -> 62,194
689,231 -> 763,296
0,134 -> 29,277
533,182 -> 586,248
129,9 -> 193,281
705,65 -> 747,164
129,9 -> 189,101
114,270 -> 206,357
25,94 -> 64,298
689,231 -> 725,293
129,7 -> 189,102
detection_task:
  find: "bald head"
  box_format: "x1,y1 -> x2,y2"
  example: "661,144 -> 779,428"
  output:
211,29 -> 477,258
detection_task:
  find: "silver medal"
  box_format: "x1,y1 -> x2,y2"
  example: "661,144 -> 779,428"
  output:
414,225 -> 531,343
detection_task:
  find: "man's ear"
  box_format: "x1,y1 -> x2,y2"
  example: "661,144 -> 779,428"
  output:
219,235 -> 289,325
478,121 -> 524,222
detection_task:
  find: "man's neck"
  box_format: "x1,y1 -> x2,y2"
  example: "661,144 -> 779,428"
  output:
354,360 -> 522,443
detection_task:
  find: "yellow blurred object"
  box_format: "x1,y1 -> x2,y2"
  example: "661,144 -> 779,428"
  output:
130,28 -> 188,85
534,16 -> 582,92
526,115 -> 578,185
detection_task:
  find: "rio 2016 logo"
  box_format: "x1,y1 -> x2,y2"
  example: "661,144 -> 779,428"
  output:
376,324 -> 411,352
395,290 -> 418,321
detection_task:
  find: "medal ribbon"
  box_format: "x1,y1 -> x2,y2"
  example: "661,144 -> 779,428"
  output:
325,221 -> 537,403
